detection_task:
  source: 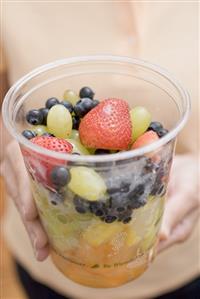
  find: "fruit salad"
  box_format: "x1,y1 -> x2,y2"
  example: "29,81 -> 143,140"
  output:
21,86 -> 172,287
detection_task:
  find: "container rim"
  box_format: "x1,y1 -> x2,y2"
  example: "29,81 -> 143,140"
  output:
2,55 -> 190,163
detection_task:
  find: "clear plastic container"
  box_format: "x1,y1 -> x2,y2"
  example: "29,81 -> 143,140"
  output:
2,56 -> 190,287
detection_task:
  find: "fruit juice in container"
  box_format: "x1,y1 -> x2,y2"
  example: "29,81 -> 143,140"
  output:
2,56 -> 190,288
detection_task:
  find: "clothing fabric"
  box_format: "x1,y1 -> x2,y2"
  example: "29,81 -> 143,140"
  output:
1,1 -> 199,299
15,261 -> 200,299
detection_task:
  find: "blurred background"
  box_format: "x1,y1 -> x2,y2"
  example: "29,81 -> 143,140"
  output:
0,1 -> 198,299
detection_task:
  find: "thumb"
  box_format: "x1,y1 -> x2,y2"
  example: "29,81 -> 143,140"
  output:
159,192 -> 196,240
6,141 -> 38,221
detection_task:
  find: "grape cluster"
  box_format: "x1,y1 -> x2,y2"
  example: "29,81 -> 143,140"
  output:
23,86 -> 99,139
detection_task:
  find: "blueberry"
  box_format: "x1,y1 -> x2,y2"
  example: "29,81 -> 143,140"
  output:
39,108 -> 49,125
153,163 -> 165,183
74,102 -> 85,117
104,215 -> 117,223
107,192 -> 131,217
118,209 -> 133,222
81,98 -> 94,110
157,184 -> 166,195
51,166 -> 71,188
143,158 -> 159,174
60,101 -> 73,113
26,109 -> 43,125
89,201 -> 106,215
122,217 -> 132,224
95,209 -> 104,216
131,184 -> 145,197
120,182 -> 130,193
151,179 -> 166,196
148,121 -> 163,133
108,182 -> 130,195
157,128 -> 169,138
42,132 -> 55,137
81,98 -> 94,113
22,130 -> 37,139
73,196 -> 90,214
50,191 -> 65,205
79,87 -> 95,99
72,116 -> 81,130
45,97 -> 59,109
74,97 -> 97,118
95,149 -> 110,155
128,184 -> 147,209
131,197 -> 147,209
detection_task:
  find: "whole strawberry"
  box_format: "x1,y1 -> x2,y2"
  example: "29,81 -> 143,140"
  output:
22,136 -> 72,187
79,98 -> 132,150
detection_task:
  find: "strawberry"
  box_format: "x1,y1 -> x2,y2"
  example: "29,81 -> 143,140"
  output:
131,130 -> 159,150
79,98 -> 132,150
22,136 -> 73,188
31,136 -> 73,153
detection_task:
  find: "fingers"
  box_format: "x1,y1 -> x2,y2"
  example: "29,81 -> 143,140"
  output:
25,218 -> 49,249
160,191 -> 198,239
35,245 -> 50,261
2,140 -> 49,261
6,141 -> 38,221
157,208 -> 199,253
24,217 -> 50,261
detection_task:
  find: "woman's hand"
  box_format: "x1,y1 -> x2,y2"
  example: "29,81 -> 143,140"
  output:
0,140 -> 49,261
157,154 -> 199,252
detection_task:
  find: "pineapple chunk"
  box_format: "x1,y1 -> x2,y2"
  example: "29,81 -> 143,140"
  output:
83,222 -> 124,247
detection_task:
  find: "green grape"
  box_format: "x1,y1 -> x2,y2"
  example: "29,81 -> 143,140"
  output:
63,89 -> 79,105
47,104 -> 72,138
32,125 -> 48,136
130,106 -> 151,142
66,139 -> 90,155
70,129 -> 80,141
68,167 -> 107,201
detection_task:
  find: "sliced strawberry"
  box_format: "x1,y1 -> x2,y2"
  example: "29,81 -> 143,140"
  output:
79,98 -> 132,150
131,130 -> 159,150
22,136 -> 72,188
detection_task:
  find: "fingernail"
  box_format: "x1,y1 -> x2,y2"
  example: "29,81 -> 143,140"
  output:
34,249 -> 47,262
30,231 -> 37,248
33,237 -> 38,250
22,205 -> 27,217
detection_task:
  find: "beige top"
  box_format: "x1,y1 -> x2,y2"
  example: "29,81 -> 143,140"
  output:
1,2 -> 200,299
